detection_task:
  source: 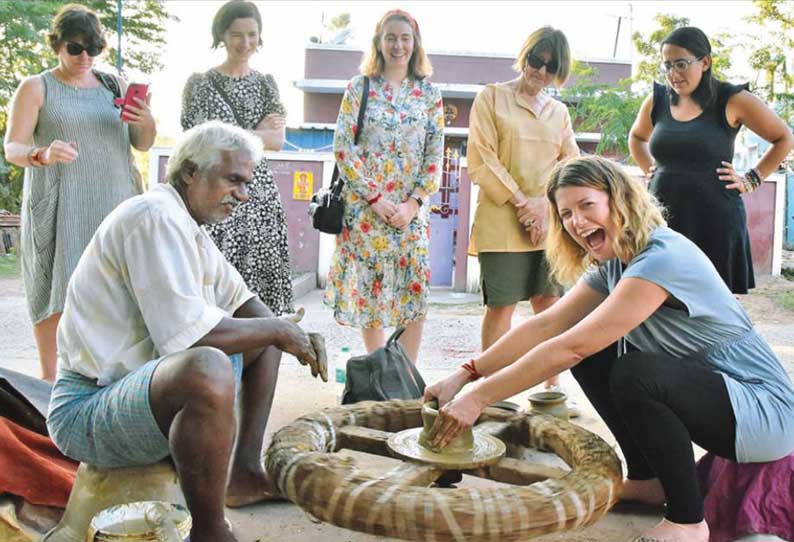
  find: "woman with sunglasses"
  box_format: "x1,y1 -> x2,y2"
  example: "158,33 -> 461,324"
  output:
3,3 -> 155,381
629,26 -> 793,295
467,27 -> 579,407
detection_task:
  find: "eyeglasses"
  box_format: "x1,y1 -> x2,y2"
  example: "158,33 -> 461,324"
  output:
526,54 -> 558,75
659,57 -> 701,75
65,41 -> 103,57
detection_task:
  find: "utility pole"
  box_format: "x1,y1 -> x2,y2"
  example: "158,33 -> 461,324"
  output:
613,16 -> 622,58
116,0 -> 122,74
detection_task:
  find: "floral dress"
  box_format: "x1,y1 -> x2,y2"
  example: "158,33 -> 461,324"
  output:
181,69 -> 293,315
324,75 -> 444,328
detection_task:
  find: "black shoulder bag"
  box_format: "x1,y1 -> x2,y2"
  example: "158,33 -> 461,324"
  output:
341,327 -> 426,404
309,76 -> 369,234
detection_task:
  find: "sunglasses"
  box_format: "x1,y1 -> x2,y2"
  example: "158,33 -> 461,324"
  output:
65,41 -> 103,57
526,53 -> 558,75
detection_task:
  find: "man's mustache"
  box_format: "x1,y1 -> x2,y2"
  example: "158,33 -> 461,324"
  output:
221,196 -> 239,208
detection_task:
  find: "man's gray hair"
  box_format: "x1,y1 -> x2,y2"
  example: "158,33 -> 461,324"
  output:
166,121 -> 265,187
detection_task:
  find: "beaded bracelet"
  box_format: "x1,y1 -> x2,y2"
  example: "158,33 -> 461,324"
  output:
367,193 -> 382,205
461,359 -> 482,381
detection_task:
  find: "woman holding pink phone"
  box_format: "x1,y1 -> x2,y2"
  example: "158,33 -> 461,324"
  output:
3,4 -> 156,381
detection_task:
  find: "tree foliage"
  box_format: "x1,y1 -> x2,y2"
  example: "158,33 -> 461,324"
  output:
310,12 -> 352,45
0,0 -> 171,213
744,0 -> 794,126
563,62 -> 644,160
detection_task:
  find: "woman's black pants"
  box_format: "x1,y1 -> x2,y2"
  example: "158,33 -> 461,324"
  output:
571,344 -> 737,523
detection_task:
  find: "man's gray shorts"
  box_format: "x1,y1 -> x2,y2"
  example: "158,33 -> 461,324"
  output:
47,352 -> 244,468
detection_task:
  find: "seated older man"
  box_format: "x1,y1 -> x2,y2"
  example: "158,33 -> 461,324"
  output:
46,121 -> 326,542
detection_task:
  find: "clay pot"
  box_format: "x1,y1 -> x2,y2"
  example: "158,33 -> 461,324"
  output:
528,391 -> 569,420
417,400 -> 474,454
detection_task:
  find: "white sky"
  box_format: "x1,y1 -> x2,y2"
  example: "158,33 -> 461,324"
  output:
128,0 -> 759,139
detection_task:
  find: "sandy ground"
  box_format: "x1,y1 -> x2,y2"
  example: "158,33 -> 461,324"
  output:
1,272 -> 793,542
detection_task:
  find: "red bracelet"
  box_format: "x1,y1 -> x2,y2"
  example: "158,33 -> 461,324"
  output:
367,193 -> 382,205
461,359 -> 482,381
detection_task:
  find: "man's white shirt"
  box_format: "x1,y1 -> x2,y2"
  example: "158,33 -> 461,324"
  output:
57,183 -> 255,385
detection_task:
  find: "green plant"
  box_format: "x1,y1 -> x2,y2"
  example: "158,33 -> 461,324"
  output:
0,252 -> 20,278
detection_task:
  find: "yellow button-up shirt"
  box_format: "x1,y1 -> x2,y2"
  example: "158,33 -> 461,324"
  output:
467,80 -> 579,254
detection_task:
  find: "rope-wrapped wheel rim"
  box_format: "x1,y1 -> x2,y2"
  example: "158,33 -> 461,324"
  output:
265,399 -> 622,542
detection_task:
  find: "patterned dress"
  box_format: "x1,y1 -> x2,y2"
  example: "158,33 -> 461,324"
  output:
21,71 -> 139,323
324,75 -> 444,328
181,69 -> 293,315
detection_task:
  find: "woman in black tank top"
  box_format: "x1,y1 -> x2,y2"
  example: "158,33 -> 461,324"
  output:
628,26 -> 792,294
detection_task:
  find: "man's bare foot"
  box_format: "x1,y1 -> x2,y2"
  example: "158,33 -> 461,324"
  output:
632,518 -> 709,542
620,478 -> 666,506
190,519 -> 236,542
225,467 -> 286,508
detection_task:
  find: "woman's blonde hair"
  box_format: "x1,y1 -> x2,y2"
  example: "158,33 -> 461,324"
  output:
513,26 -> 571,87
545,156 -> 666,284
360,10 -> 432,79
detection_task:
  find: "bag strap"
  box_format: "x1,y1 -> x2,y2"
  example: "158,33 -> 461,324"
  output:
208,71 -> 247,127
93,70 -> 121,99
353,76 -> 369,145
330,76 -> 370,196
386,326 -> 426,394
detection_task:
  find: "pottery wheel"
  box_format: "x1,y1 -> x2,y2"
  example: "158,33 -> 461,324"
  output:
387,427 -> 506,469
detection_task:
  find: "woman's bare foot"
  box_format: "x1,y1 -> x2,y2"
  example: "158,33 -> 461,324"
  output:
620,478 -> 666,506
632,518 -> 709,542
225,467 -> 286,508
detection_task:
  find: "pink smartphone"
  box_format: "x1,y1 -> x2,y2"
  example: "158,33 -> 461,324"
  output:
118,83 -> 148,120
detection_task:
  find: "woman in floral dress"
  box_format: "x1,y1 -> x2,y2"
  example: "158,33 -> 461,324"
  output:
181,0 -> 292,315
324,9 -> 444,363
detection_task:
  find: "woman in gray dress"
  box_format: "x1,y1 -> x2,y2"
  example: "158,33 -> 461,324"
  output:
3,4 -> 156,381
181,0 -> 293,316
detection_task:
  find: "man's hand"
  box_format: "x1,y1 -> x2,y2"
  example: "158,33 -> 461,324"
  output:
308,332 -> 328,382
277,308 -> 327,381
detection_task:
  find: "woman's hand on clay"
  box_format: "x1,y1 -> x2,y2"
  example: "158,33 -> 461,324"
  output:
428,391 -> 488,449
423,370 -> 470,408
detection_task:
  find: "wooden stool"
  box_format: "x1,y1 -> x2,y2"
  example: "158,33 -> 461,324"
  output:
42,459 -> 185,542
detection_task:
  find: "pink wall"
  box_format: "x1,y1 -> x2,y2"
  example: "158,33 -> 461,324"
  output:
268,160 -> 323,274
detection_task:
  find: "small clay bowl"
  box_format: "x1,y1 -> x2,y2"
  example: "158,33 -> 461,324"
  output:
528,390 -> 569,420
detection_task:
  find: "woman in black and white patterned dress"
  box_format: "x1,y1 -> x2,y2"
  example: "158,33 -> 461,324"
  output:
181,0 -> 292,315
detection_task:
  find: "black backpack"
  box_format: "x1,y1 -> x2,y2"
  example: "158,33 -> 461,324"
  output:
341,327 -> 426,404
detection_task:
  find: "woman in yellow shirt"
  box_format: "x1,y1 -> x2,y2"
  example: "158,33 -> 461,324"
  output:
467,27 -> 579,391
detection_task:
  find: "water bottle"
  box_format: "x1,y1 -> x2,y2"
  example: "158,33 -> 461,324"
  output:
334,346 -> 351,404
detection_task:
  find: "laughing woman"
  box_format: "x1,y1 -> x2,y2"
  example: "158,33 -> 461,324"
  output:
425,156 -> 794,542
